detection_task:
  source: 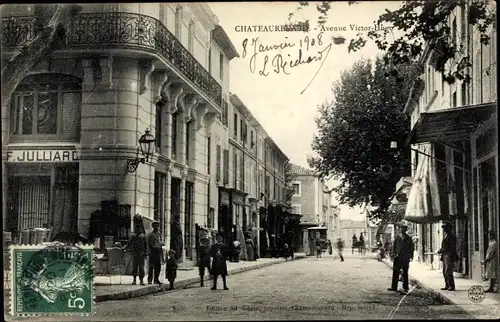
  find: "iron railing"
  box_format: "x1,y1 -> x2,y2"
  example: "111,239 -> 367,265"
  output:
1,12 -> 222,105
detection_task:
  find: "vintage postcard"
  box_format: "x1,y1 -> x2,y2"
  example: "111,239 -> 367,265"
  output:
1,1 -> 498,321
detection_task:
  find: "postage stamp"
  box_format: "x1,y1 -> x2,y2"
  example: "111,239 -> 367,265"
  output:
9,243 -> 94,316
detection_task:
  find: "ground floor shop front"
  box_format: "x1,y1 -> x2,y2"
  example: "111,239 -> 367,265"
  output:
403,103 -> 498,284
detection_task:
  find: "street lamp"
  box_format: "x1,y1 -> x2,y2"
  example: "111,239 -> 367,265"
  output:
127,129 -> 156,173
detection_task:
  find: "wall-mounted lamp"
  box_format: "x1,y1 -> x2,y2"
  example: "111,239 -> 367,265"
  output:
127,129 -> 156,173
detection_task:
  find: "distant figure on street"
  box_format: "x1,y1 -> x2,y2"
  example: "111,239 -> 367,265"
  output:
245,233 -> 255,261
482,230 -> 498,293
123,214 -> 148,285
315,238 -> 322,258
147,221 -> 163,285
388,223 -> 414,295
210,233 -> 229,290
438,222 -> 458,291
359,233 -> 365,255
352,234 -> 358,255
327,239 -> 333,255
232,239 -> 241,262
165,249 -> 177,290
336,238 -> 345,262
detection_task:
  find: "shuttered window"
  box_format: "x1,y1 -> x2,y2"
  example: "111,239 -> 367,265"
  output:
216,144 -> 221,181
16,176 -> 51,230
223,149 -> 229,184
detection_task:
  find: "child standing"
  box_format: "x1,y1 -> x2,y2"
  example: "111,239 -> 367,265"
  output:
165,249 -> 178,290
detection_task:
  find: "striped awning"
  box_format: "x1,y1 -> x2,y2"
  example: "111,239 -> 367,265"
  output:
404,144 -> 442,223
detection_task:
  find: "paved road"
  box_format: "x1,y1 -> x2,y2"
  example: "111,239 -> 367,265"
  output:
6,254 -> 472,320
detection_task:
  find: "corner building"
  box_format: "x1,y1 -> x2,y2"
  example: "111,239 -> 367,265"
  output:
1,3 -> 228,263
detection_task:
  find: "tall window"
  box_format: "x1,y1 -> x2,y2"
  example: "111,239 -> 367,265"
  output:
10,74 -> 81,140
216,144 -> 221,181
460,5 -> 466,44
207,136 -> 211,175
452,90 -> 457,108
233,113 -> 238,139
240,119 -> 244,143
155,102 -> 162,151
219,53 -> 224,80
292,183 -> 300,196
233,152 -> 238,188
208,47 -> 212,73
172,112 -> 179,158
461,82 -> 467,106
175,6 -> 182,38
240,154 -> 244,191
188,20 -> 194,52
186,121 -> 192,165
159,4 -> 166,24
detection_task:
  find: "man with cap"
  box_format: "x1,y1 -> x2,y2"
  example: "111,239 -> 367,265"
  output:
147,221 -> 163,285
388,223 -> 414,295
437,221 -> 458,291
481,229 -> 498,293
123,214 -> 148,285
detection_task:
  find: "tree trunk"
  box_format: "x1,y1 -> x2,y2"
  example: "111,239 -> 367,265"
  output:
1,4 -> 81,108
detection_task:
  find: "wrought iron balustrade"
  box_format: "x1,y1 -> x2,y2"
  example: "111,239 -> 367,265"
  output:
1,12 -> 222,105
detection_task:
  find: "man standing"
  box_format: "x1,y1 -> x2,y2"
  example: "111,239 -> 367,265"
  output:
438,222 -> 458,291
123,214 -> 148,285
388,223 -> 414,295
147,221 -> 163,285
336,238 -> 345,262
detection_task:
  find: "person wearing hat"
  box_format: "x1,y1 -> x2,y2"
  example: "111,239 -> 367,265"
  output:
210,233 -> 229,290
165,249 -> 178,290
481,230 -> 498,293
197,232 -> 211,287
437,221 -> 458,291
147,221 -> 163,285
388,223 -> 414,295
123,214 -> 148,285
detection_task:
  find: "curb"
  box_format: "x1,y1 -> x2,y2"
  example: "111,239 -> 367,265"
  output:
379,258 -> 454,305
94,255 -> 305,302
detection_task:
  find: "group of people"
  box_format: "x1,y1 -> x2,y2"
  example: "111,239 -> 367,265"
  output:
388,222 -> 498,295
123,214 -> 234,291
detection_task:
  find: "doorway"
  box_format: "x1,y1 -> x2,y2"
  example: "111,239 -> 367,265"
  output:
218,204 -> 230,243
170,177 -> 181,255
481,158 -> 496,258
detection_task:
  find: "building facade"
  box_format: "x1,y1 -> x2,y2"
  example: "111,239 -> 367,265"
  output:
399,0 -> 497,283
289,163 -> 334,253
1,3 -> 290,262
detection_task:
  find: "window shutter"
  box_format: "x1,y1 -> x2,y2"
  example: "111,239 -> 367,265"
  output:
223,149 -> 229,184
216,144 -> 221,181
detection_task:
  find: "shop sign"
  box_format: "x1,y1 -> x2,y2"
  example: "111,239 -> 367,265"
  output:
7,150 -> 79,163
220,192 -> 230,205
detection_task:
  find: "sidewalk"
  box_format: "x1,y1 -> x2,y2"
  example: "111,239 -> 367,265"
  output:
378,255 -> 500,319
93,253 -> 305,302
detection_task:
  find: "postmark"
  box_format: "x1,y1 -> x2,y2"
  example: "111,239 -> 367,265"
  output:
468,285 -> 486,303
9,243 -> 94,316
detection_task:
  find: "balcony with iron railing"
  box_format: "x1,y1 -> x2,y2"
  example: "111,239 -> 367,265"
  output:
1,12 -> 222,106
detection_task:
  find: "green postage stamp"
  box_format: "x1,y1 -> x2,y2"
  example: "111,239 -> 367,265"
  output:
9,243 -> 94,316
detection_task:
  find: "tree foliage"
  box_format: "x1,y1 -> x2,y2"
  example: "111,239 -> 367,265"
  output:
308,57 -> 419,221
284,162 -> 297,207
289,0 -> 496,84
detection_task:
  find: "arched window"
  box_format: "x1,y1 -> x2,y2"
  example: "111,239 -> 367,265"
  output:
10,73 -> 81,141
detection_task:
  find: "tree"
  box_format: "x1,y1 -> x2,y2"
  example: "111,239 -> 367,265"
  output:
289,0 -> 496,84
284,162 -> 297,207
308,56 -> 419,222
1,4 -> 81,109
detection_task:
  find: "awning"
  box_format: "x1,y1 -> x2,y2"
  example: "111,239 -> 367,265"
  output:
408,102 -> 497,145
404,144 -> 442,223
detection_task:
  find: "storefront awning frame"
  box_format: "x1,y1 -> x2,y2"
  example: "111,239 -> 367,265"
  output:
407,102 -> 497,146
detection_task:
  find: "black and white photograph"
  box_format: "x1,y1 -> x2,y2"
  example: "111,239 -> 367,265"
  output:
1,1 -> 498,320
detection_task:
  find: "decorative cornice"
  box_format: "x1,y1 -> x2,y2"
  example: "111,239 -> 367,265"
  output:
212,25 -> 240,60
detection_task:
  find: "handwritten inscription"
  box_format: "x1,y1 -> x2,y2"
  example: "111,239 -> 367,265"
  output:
241,32 -> 333,94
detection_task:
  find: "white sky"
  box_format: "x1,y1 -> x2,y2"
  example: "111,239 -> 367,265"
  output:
210,1 -> 403,221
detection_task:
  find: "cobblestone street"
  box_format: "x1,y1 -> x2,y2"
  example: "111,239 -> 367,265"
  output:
9,254 -> 474,321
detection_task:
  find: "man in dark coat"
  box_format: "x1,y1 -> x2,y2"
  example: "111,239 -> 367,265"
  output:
210,233 -> 229,290
147,221 -> 163,285
197,233 -> 211,287
438,222 -> 458,291
165,249 -> 178,290
123,214 -> 148,285
388,223 -> 414,294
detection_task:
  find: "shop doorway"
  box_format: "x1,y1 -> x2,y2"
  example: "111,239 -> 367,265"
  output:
218,204 -> 230,243
481,158 -> 496,258
170,177 -> 182,258
185,181 -> 194,260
